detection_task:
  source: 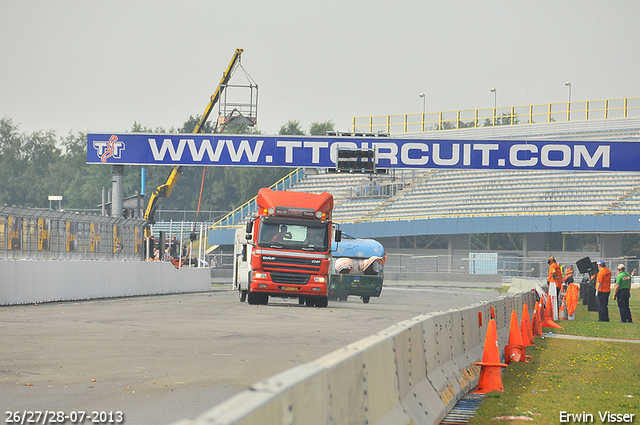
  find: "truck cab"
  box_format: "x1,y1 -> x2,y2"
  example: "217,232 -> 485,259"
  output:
234,188 -> 340,307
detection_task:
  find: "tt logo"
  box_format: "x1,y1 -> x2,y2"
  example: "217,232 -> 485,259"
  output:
93,135 -> 126,162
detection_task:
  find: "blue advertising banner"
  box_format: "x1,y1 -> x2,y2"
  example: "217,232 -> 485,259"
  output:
87,133 -> 637,171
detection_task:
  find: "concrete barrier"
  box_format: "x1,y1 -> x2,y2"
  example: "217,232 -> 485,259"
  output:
0,260 -> 211,305
509,277 -> 542,294
211,268 -> 233,284
172,289 -> 536,425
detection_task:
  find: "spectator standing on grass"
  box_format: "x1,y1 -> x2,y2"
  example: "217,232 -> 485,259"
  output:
548,256 -> 563,296
614,264 -> 633,323
596,260 -> 611,322
562,265 -> 574,293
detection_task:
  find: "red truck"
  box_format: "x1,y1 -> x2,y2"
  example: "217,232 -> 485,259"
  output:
233,188 -> 340,307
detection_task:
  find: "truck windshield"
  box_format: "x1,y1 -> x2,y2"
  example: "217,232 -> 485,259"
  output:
258,220 -> 328,251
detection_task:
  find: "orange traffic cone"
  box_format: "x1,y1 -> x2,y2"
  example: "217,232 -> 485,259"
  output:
474,319 -> 507,394
505,310 -> 527,364
521,304 -> 534,347
532,301 -> 543,337
558,295 -> 568,320
542,296 -> 563,329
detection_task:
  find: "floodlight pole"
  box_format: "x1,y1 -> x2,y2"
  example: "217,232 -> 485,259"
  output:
490,88 -> 497,126
565,81 -> 572,121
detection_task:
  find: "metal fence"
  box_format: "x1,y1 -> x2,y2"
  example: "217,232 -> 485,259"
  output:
384,250 -> 639,282
353,96 -> 640,134
0,205 -> 146,261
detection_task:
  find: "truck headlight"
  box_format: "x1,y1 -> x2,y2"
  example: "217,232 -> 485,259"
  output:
253,272 -> 268,279
313,276 -> 326,283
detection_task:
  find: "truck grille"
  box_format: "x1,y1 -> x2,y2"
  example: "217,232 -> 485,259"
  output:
269,271 -> 311,285
262,256 -> 321,273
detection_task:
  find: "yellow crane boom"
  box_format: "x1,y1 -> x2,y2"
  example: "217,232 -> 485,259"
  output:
143,49 -> 244,237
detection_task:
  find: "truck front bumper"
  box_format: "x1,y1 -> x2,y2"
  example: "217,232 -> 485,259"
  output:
250,277 -> 328,297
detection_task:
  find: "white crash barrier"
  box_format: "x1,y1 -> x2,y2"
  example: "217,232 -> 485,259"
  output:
0,260 -> 211,305
172,291 -> 535,425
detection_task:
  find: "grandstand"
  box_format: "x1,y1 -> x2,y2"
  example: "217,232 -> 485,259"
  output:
199,101 -> 640,278
295,168 -> 640,221
285,118 -> 640,223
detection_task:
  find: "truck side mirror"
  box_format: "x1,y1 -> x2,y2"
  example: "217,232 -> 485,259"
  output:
245,221 -> 253,234
335,229 -> 342,243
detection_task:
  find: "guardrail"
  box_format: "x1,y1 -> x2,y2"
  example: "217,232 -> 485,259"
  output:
0,205 -> 145,261
353,97 -> 640,134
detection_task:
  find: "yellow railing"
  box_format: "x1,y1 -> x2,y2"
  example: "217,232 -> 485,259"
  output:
352,97 -> 640,134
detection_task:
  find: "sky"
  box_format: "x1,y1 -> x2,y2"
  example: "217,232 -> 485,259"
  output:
1,0 -> 639,138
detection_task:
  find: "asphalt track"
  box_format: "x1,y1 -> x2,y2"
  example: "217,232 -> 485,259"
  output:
1,285 -> 501,425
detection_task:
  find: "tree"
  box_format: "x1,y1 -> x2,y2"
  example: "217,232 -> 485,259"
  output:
0,118 -> 62,207
458,120 -> 477,129
0,117 -> 293,216
139,118 -> 290,215
178,116 -> 213,134
279,120 -> 305,135
55,131 -> 111,209
309,120 -> 335,136
483,113 -> 520,127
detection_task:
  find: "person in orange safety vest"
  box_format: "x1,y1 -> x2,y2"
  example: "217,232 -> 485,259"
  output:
562,265 -> 574,294
547,256 -> 563,296
596,260 -> 611,322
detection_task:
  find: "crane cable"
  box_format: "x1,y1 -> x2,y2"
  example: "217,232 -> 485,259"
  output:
193,166 -> 207,234
193,55 -> 254,235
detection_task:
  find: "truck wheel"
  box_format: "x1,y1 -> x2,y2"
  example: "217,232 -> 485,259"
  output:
305,297 -> 316,307
239,289 -> 247,302
316,297 -> 328,308
259,294 -> 269,305
362,296 -> 370,304
298,297 -> 305,305
247,291 -> 260,305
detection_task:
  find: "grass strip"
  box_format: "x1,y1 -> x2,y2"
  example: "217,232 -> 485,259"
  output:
470,294 -> 639,424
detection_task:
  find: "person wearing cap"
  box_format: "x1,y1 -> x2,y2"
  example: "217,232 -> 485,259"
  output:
596,260 -> 611,322
547,256 -> 563,296
614,264 -> 633,323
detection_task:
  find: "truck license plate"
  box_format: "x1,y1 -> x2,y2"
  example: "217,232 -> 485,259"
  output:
282,286 -> 299,291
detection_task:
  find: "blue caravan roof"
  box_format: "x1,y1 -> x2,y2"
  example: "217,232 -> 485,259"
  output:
331,234 -> 384,258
